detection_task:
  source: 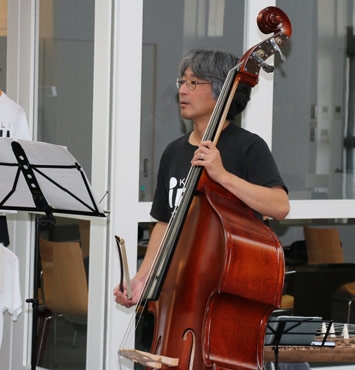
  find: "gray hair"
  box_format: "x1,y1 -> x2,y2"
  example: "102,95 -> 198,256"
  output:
179,49 -> 251,118
179,49 -> 238,99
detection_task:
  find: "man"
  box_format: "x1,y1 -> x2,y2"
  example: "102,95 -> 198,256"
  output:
114,49 -> 289,307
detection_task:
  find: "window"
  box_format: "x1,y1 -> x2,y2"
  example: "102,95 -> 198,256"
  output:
273,0 -> 355,200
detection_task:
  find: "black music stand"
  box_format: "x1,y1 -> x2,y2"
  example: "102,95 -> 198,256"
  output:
0,138 -> 105,370
265,316 -> 332,369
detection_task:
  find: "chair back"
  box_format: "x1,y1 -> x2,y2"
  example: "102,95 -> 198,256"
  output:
40,239 -> 88,316
303,226 -> 344,264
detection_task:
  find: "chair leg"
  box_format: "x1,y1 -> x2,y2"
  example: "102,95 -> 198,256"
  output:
37,315 -> 54,365
72,329 -> 78,348
37,314 -> 53,365
347,299 -> 353,323
53,315 -> 58,368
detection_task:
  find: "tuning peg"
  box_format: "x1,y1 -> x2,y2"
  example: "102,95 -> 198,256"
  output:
251,52 -> 275,73
270,37 -> 286,62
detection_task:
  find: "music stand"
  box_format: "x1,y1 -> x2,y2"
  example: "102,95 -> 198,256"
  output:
265,316 -> 331,369
0,138 -> 105,370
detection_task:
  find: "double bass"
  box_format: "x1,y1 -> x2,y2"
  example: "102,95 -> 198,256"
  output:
119,6 -> 292,370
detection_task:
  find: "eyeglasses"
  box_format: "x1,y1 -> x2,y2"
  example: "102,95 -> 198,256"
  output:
176,78 -> 212,91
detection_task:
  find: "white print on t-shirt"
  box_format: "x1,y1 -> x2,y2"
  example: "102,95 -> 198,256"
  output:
0,121 -> 10,138
169,177 -> 186,209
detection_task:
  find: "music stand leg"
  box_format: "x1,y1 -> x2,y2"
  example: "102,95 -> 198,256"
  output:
272,345 -> 279,370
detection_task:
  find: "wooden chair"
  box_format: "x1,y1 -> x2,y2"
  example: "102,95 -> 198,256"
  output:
38,239 -> 88,365
78,219 -> 90,259
280,294 -> 294,310
304,226 -> 344,264
303,226 -> 355,323
279,271 -> 295,313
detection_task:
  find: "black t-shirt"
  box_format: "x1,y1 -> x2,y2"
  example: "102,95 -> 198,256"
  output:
151,123 -> 287,223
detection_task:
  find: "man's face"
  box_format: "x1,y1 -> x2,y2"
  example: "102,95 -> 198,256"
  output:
178,68 -> 216,125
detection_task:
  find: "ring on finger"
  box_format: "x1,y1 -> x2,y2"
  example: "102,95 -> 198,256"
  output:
200,153 -> 205,160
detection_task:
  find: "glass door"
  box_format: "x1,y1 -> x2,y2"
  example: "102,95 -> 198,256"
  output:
36,0 -> 95,368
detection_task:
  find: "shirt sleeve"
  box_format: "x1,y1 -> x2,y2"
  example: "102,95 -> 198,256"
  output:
244,137 -> 288,193
3,248 -> 23,320
150,151 -> 171,223
13,107 -> 31,140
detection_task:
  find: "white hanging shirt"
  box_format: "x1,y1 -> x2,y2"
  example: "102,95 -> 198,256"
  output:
0,92 -> 31,140
0,246 -> 22,350
0,91 -> 31,215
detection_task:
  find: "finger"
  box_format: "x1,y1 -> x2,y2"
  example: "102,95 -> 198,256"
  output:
200,140 -> 213,149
